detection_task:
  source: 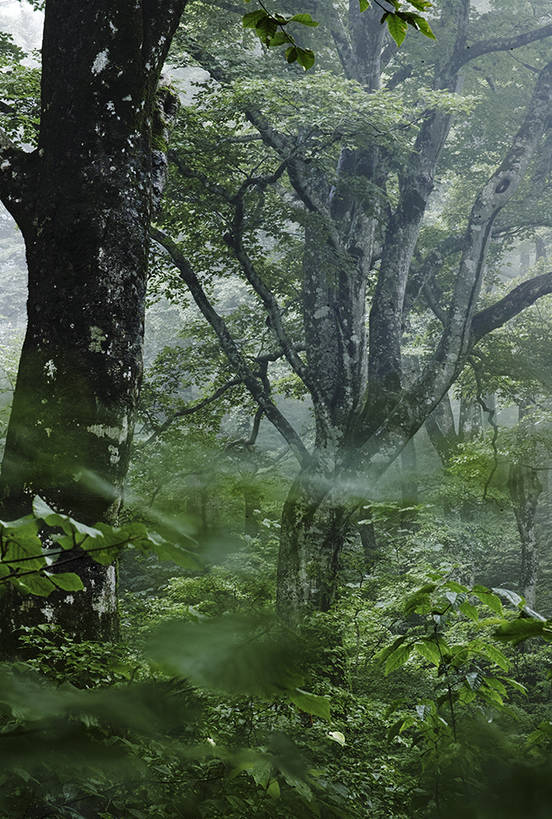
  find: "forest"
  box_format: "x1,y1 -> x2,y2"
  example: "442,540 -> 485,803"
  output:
1,0 -> 552,815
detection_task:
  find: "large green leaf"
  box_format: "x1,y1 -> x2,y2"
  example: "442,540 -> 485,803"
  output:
47,572 -> 84,592
289,688 -> 330,720
472,586 -> 503,615
384,644 -> 412,675
494,618 -> 552,645
146,614 -> 304,696
415,639 -> 441,667
386,14 -> 408,46
289,13 -> 318,26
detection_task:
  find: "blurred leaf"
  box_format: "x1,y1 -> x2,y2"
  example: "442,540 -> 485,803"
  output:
494,618 -> 552,645
146,614 -> 304,696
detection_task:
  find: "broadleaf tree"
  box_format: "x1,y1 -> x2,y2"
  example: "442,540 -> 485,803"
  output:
151,0 -> 552,619
0,0 -> 438,641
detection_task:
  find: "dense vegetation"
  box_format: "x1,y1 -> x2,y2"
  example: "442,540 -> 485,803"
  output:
1,0 -> 552,816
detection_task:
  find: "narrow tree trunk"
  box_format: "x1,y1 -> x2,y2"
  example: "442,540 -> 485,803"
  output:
358,514 -> 378,574
243,484 -> 261,537
508,463 -> 542,608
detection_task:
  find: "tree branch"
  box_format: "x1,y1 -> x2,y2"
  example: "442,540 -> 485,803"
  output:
143,377 -> 243,445
151,227 -> 310,465
424,58 -> 552,395
453,23 -> 552,70
471,271 -> 552,343
227,186 -> 326,404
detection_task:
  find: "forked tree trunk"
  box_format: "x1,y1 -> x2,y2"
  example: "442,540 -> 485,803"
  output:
0,0 -> 184,645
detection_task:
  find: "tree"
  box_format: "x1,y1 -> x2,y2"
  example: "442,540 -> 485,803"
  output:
0,0 -> 186,640
153,0 -> 552,619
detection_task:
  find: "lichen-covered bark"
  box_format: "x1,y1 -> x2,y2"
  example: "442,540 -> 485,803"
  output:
276,463 -> 353,619
0,0 -> 185,643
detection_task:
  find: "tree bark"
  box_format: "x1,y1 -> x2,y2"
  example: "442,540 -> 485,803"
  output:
0,0 -> 185,643
276,461 -> 355,619
508,462 -> 542,608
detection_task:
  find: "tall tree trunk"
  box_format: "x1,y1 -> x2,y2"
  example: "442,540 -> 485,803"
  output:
0,0 -> 184,644
508,463 -> 542,608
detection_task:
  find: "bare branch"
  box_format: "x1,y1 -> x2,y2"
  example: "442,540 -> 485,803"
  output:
143,377 -> 243,445
151,227 -> 310,465
453,23 -> 552,70
471,271 -> 552,343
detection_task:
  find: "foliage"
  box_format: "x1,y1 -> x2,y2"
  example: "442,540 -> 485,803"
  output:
0,495 -> 199,598
242,0 -> 435,68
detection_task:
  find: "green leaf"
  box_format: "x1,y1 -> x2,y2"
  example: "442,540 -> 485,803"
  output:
472,586 -> 503,614
386,13 -> 408,46
268,31 -> 289,47
47,572 -> 84,592
242,9 -> 267,28
146,614 -> 304,696
415,639 -> 441,667
15,573 -> 55,597
376,635 -> 407,664
499,676 -> 528,695
144,531 -> 200,569
484,677 -> 507,697
404,590 -> 432,614
416,16 -> 436,38
408,0 -> 432,9
289,688 -> 330,720
384,644 -> 412,675
296,47 -> 315,71
285,46 -> 297,63
445,580 -> 469,594
267,779 -> 280,798
459,601 -> 479,621
359,0 -> 370,11
256,17 -> 278,43
289,13 -> 318,27
475,641 -> 509,671
83,522 -> 138,565
494,618 -> 551,645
